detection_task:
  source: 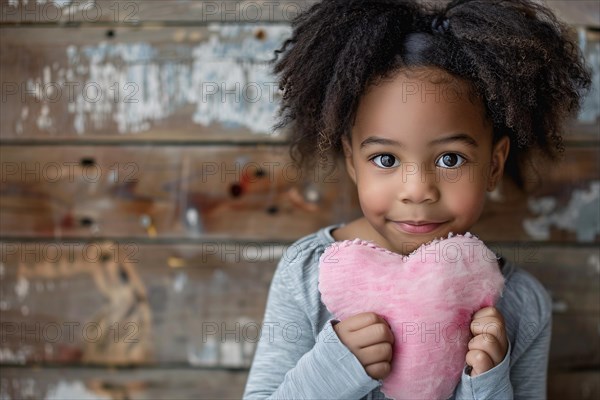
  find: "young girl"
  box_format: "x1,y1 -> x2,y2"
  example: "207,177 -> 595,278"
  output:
243,0 -> 591,398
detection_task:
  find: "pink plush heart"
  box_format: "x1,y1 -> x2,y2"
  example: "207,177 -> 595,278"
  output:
318,232 -> 505,400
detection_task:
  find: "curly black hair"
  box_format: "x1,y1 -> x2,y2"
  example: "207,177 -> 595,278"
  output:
269,0 -> 592,189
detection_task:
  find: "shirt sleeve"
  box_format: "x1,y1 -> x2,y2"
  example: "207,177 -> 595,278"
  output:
242,259 -> 380,399
451,340 -> 513,399
508,313 -> 552,399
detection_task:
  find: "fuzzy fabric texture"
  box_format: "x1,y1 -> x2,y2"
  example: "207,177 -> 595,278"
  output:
317,232 -> 505,400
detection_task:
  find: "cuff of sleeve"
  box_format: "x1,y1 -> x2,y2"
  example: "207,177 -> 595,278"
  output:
315,319 -> 381,397
458,340 -> 512,399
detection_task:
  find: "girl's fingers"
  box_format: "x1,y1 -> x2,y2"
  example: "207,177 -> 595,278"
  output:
356,342 -> 393,365
472,306 -> 500,320
342,312 -> 386,332
467,308 -> 508,371
470,307 -> 505,336
470,316 -> 505,336
470,319 -> 506,355
468,333 -> 505,366
465,349 -> 495,377
353,323 -> 395,349
364,361 -> 392,381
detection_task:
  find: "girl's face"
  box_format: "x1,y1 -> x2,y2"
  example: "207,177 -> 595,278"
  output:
343,68 -> 510,255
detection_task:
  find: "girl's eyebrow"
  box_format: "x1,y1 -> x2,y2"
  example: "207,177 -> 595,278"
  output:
360,136 -> 400,148
360,133 -> 478,149
431,133 -> 479,148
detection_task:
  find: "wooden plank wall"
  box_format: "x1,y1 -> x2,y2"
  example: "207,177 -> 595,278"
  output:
1,1 -> 599,399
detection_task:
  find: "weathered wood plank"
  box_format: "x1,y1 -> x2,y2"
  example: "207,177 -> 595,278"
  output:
474,146 -> 600,243
0,24 -> 292,141
1,242 -> 598,368
1,1 -> 598,27
1,145 -> 597,242
503,247 -> 600,368
0,366 -> 248,400
0,240 -> 279,366
1,23 -> 597,143
0,0 -> 319,24
0,145 -> 357,240
500,245 -> 600,313
543,1 -> 600,28
0,365 -> 597,400
548,369 -> 600,400
551,315 -> 600,368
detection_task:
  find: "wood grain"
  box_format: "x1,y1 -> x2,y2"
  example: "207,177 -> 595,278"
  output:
0,366 -> 598,400
2,1 -> 598,27
548,369 -> 600,400
0,240 -> 277,367
1,23 -> 597,143
1,145 -> 597,242
0,24 -> 292,142
1,145 -> 358,240
1,242 -> 597,369
0,366 -> 248,400
0,0 -> 319,24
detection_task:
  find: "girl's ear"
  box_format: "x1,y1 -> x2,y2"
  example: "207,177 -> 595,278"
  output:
342,136 -> 357,184
487,135 -> 510,192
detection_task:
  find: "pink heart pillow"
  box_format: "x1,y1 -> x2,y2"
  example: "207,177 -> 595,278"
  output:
318,232 -> 505,400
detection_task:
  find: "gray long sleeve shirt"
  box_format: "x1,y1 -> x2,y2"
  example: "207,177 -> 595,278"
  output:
243,224 -> 553,399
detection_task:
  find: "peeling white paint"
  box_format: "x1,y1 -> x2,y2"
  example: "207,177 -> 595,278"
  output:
588,253 -> 600,274
523,181 -> 600,241
239,316 -> 257,361
44,343 -> 54,359
220,340 -> 244,367
0,347 -> 27,364
27,25 -> 291,136
8,0 -> 75,7
14,276 -> 29,301
46,381 -> 110,400
173,271 -> 187,293
16,106 -> 28,134
578,28 -> 600,123
43,65 -> 52,93
15,121 -> 23,135
486,185 -> 504,202
187,337 -> 218,367
526,196 -> 556,214
36,104 -> 53,131
550,297 -> 569,313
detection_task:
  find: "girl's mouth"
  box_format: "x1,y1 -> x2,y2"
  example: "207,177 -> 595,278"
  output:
393,221 -> 446,234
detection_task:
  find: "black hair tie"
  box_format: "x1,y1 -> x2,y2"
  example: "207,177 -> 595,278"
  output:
432,15 -> 450,34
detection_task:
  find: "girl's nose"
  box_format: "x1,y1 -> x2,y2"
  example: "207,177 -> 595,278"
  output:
397,164 -> 440,204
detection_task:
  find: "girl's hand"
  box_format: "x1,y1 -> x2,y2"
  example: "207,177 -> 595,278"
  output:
465,306 -> 509,377
333,312 -> 395,380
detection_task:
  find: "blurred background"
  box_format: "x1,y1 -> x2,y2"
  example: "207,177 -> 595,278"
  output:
0,1 -> 598,399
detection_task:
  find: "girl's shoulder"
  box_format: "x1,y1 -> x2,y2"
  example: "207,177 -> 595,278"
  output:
276,223 -> 343,274
270,224 -> 344,323
498,260 -> 553,334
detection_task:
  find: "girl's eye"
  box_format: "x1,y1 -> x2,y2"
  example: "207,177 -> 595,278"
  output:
371,154 -> 400,169
435,153 -> 466,169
